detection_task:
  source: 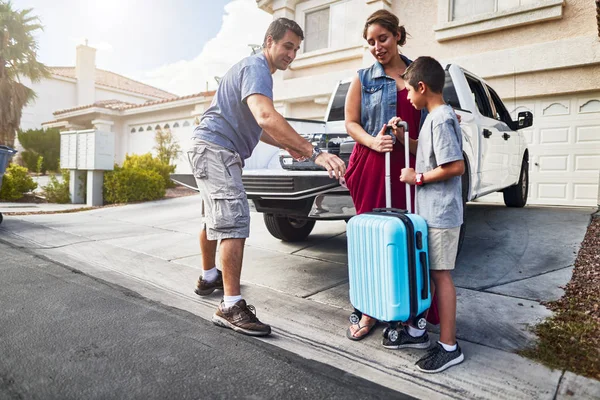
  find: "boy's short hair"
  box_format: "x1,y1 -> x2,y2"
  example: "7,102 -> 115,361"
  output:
401,56 -> 445,94
262,18 -> 304,47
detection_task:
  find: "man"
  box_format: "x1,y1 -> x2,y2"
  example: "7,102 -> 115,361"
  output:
188,17 -> 346,337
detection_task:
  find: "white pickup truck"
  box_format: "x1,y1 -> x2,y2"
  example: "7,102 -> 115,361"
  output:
172,64 -> 533,246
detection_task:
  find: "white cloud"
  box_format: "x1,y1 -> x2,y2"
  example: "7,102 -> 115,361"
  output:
136,0 -> 272,96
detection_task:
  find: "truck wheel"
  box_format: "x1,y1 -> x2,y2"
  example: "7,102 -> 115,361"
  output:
503,157 -> 529,208
457,161 -> 470,257
263,214 -> 316,242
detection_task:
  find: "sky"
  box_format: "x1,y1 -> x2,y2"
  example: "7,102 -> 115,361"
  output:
11,0 -> 273,95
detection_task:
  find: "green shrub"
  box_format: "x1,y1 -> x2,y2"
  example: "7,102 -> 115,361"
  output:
122,153 -> 175,188
0,164 -> 38,201
103,166 -> 165,204
43,169 -> 70,203
17,128 -> 60,173
20,150 -> 40,172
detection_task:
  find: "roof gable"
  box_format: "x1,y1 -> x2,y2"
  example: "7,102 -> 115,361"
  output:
49,67 -> 177,100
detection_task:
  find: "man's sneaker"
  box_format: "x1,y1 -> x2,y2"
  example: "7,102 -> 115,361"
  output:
416,342 -> 464,373
383,326 -> 431,349
194,269 -> 223,296
212,299 -> 271,337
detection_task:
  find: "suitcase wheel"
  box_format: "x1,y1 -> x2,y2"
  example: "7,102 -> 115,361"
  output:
387,328 -> 399,342
416,317 -> 427,330
349,310 -> 362,325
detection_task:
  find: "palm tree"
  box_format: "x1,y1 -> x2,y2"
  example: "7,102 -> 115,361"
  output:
0,1 -> 49,147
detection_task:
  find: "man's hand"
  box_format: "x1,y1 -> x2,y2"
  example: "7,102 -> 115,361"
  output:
369,123 -> 394,153
314,152 -> 346,179
400,167 -> 417,185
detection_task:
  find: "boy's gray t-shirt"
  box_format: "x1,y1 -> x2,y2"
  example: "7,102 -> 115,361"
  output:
192,53 -> 273,162
415,104 -> 463,229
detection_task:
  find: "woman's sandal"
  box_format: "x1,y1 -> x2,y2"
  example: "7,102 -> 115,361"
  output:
346,320 -> 377,341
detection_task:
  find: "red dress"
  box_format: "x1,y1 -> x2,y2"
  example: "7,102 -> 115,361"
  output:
345,88 -> 421,214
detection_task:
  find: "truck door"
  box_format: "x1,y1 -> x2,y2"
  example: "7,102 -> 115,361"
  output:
486,85 -> 522,188
464,74 -> 506,193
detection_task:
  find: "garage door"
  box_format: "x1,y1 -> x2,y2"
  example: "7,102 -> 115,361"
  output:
479,92 -> 600,207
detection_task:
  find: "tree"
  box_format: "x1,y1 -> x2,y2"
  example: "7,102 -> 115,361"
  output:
0,1 -> 49,147
153,127 -> 181,166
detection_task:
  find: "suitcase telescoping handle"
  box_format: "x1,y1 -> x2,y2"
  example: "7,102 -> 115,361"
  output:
384,121 -> 411,213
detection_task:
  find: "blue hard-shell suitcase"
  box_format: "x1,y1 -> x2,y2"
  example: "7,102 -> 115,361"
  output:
346,124 -> 432,330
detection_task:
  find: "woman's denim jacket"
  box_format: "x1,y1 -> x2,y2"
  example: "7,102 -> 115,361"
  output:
358,54 -> 427,136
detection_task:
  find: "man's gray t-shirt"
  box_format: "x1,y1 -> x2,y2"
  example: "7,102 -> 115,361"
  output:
193,53 -> 273,162
415,104 -> 463,229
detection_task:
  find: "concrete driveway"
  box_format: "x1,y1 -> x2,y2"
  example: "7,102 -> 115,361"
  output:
1,196 -> 598,399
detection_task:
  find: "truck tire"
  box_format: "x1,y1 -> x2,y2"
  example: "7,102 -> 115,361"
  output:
457,161 -> 469,257
503,156 -> 529,208
263,214 -> 316,242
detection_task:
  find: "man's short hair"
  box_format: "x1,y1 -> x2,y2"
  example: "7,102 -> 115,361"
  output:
401,56 -> 445,94
262,18 -> 304,47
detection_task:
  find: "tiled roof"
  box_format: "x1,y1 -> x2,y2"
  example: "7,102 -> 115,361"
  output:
49,67 -> 177,99
53,91 -> 216,116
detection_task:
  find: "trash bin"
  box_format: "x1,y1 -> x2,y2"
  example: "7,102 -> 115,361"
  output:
0,145 -> 18,225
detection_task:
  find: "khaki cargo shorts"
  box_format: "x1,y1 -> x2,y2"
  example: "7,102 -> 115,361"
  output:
187,139 -> 250,240
428,226 -> 461,270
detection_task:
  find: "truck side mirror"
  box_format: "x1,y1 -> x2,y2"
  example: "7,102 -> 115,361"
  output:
517,111 -> 533,129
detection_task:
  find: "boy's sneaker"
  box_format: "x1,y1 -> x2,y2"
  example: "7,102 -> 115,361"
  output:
212,299 -> 271,337
382,326 -> 430,349
416,342 -> 464,373
194,269 -> 223,296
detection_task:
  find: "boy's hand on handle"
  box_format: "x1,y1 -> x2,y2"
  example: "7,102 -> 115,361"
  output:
369,123 -> 394,153
388,117 -> 406,143
315,153 -> 346,179
400,167 -> 416,185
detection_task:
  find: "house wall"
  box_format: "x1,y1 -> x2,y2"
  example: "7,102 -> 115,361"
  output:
260,0 -> 600,206
20,77 -> 77,131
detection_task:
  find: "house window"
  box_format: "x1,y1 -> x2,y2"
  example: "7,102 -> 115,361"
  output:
173,122 -> 180,128
304,8 -> 329,52
452,0 -> 496,21
130,128 -> 136,133
163,124 -> 170,129
138,127 -> 144,132
146,126 -> 153,131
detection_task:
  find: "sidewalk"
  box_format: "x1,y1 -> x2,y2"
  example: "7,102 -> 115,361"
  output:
0,196 -> 598,399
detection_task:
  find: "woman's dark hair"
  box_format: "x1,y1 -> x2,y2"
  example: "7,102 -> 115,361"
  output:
262,17 -> 304,47
363,9 -> 407,46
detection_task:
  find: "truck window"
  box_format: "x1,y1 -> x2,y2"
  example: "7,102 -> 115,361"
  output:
443,71 -> 461,110
465,75 -> 493,119
487,85 -> 515,128
327,82 -> 350,122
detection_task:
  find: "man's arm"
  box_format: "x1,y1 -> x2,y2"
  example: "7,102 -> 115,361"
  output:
246,93 -> 346,178
259,130 -> 282,148
247,94 -> 313,157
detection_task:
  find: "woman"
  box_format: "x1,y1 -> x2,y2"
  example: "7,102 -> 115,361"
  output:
344,9 -> 425,340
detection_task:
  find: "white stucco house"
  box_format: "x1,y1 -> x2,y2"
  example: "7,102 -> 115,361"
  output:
47,0 -> 599,207
21,44 -> 177,132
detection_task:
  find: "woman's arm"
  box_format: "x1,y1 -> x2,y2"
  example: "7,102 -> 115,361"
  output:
344,75 -> 393,153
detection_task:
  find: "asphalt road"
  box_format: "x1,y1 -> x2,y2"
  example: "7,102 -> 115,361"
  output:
0,241 -> 412,400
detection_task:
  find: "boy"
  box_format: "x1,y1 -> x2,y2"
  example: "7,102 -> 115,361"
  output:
394,56 -> 465,373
